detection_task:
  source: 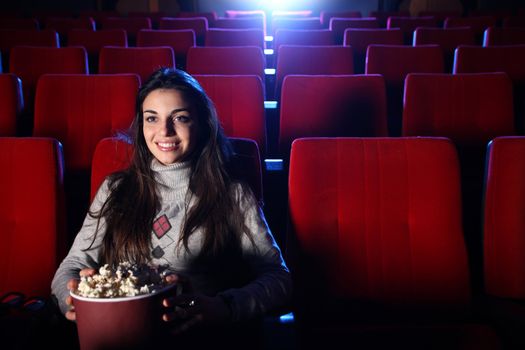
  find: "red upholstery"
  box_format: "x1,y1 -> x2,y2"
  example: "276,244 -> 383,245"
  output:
223,10 -> 266,34
329,18 -> 380,44
386,16 -> 439,44
91,136 -> 263,203
100,17 -> 152,44
453,45 -> 525,133
0,18 -> 39,30
204,28 -> 265,49
99,46 -> 175,83
320,11 -> 362,27
186,46 -> 265,81
159,17 -> 208,46
289,137 -> 470,306
483,27 -> 525,46
369,10 -> 410,27
279,75 -> 388,157
211,17 -> 265,31
9,46 -> 88,114
444,16 -> 497,44
194,75 -> 266,155
419,11 -> 462,24
413,27 -> 475,72
68,29 -> 128,56
44,17 -> 95,44
343,28 -> 403,74
137,29 -> 195,69
403,73 -> 515,146
0,74 -> 23,136
484,136 -> 525,299
273,29 -> 334,53
366,44 -> 444,136
90,137 -> 133,201
0,137 -> 65,297
502,16 -> 525,28
33,74 -> 139,172
0,29 -> 58,72
178,11 -> 217,23
275,45 -> 354,98
271,17 -> 322,35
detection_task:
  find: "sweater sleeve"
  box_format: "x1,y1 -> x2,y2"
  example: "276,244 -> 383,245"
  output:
217,185 -> 293,322
50,180 -> 110,315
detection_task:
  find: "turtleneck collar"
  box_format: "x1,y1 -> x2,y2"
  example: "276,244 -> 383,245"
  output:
151,159 -> 192,202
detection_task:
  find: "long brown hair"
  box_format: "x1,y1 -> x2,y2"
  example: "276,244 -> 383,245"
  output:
89,68 -> 251,267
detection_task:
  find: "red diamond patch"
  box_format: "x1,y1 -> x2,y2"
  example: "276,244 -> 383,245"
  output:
153,215 -> 171,239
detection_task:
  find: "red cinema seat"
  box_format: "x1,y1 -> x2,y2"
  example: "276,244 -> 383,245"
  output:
386,16 -> 439,44
33,73 -> 139,242
343,28 -> 403,74
273,29 -> 334,53
413,27 -> 476,72
68,29 -> 128,73
186,46 -> 265,82
365,44 -> 444,136
0,73 -> 23,136
137,29 -> 195,70
0,137 -> 65,297
329,17 -> 380,44
205,28 -> 265,49
483,27 -> 525,46
99,46 -> 175,83
279,75 -> 388,158
44,16 -> 95,45
159,17 -> 208,46
100,17 -> 152,45
320,10 -> 362,27
288,136 -> 501,349
453,45 -> 525,134
444,16 -> 497,44
275,45 -> 354,99
194,75 -> 267,155
0,29 -> 59,72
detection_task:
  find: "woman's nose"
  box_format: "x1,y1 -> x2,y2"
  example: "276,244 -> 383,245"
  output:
161,118 -> 176,136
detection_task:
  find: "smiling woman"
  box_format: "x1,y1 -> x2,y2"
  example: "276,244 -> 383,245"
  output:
51,68 -> 292,349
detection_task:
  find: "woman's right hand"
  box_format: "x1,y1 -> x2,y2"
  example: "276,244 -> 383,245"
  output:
65,268 -> 96,321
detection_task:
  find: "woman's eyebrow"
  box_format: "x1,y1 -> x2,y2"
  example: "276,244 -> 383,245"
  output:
143,107 -> 190,114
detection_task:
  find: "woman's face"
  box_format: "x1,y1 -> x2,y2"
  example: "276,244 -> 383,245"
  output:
142,88 -> 200,165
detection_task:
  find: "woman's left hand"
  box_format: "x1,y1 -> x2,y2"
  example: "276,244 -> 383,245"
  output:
161,274 -> 232,335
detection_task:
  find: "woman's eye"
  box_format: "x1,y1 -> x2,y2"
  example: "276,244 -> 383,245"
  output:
145,116 -> 156,123
174,115 -> 190,123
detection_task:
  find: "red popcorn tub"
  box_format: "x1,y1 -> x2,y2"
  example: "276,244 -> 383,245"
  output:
70,263 -> 176,350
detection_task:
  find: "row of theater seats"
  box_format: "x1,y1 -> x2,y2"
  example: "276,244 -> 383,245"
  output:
2,135 -> 525,348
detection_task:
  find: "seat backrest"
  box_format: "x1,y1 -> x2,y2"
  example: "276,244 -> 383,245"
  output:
279,75 -> 388,158
0,18 -> 39,30
159,17 -> 208,46
403,73 -> 515,147
0,73 -> 23,136
275,45 -> 354,98
178,11 -> 217,23
444,16 -> 497,43
502,15 -> 525,28
329,17 -> 380,44
44,17 -> 95,45
272,17 -> 323,36
369,10 -> 410,27
99,46 -> 175,83
387,16 -> 439,44
484,136 -> 525,299
137,29 -> 195,70
194,74 -> 267,155
91,136 -> 263,203
366,44 -> 444,136
210,17 -> 265,32
100,17 -> 152,44
204,28 -> 265,49
33,73 -> 139,172
343,28 -> 403,74
0,29 -> 59,72
273,29 -> 334,53
186,46 -> 265,81
9,46 -> 88,113
454,45 -> 525,81
483,27 -> 525,46
288,137 -> 471,317
320,11 -> 362,27
0,137 -> 65,297
68,29 -> 128,55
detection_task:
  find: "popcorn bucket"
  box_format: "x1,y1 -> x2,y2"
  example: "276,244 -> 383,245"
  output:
71,284 -> 175,350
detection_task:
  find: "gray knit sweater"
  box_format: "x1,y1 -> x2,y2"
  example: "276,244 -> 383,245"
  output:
51,160 -> 292,322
